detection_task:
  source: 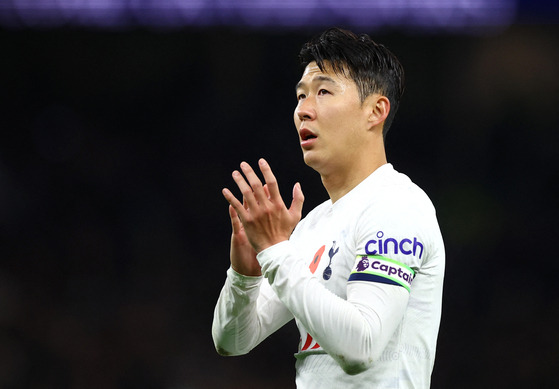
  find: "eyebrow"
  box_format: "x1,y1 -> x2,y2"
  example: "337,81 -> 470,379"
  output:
295,75 -> 337,92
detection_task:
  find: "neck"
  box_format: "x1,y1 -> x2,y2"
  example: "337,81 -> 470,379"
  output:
322,148 -> 387,203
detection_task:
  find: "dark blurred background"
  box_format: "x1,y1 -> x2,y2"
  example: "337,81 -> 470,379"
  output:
1,0 -> 558,388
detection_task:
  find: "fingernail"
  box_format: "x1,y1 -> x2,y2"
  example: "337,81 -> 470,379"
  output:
259,158 -> 267,166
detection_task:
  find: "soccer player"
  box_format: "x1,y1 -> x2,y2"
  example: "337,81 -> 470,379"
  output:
212,28 -> 445,388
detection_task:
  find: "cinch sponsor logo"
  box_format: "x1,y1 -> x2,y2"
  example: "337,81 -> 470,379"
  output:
365,231 -> 424,259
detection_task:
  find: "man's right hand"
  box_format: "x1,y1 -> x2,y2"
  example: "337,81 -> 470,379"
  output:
228,204 -> 262,277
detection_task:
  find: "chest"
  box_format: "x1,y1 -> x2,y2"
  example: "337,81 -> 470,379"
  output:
291,209 -> 357,299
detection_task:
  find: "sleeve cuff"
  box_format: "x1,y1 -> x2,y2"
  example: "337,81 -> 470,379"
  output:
227,266 -> 263,289
256,240 -> 292,270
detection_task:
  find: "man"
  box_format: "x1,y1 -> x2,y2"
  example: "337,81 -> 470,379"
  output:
212,28 -> 445,388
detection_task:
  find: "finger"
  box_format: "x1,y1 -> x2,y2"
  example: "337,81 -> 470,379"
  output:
263,184 -> 271,200
222,187 -> 248,221
231,169 -> 258,210
240,162 -> 267,204
289,182 -> 305,219
258,158 -> 281,202
228,205 -> 243,233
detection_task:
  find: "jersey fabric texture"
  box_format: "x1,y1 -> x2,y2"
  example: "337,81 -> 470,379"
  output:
213,163 -> 445,388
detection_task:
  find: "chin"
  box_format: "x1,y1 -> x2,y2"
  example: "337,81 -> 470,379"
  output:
302,152 -> 322,171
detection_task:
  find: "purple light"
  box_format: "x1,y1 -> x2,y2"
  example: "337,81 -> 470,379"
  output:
0,0 -> 517,31
128,0 -> 208,27
217,0 -> 321,27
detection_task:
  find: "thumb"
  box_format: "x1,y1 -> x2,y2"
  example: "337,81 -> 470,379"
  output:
289,182 -> 305,218
229,205 -> 243,233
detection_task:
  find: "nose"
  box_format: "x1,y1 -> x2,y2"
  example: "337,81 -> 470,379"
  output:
294,97 -> 316,122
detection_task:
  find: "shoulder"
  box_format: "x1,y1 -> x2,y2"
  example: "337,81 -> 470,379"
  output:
359,164 -> 436,220
353,166 -> 443,265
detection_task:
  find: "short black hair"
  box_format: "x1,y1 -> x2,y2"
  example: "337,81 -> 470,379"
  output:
299,27 -> 405,138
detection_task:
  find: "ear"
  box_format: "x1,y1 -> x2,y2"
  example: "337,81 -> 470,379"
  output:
366,95 -> 390,129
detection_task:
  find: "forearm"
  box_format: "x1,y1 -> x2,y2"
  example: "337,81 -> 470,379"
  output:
258,241 -> 408,374
212,267 -> 264,356
212,267 -> 294,356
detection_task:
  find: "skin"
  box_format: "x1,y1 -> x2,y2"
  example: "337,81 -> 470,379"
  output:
294,62 -> 389,202
222,160 -> 304,276
222,61 -> 390,276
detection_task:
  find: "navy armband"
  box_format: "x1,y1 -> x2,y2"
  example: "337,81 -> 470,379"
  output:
348,255 -> 415,292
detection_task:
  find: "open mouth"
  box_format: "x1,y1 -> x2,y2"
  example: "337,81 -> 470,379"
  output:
300,128 -> 317,141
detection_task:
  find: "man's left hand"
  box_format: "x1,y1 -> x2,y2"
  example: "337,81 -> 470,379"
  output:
222,158 -> 304,253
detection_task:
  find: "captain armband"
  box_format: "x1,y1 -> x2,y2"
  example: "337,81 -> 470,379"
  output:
348,255 -> 415,292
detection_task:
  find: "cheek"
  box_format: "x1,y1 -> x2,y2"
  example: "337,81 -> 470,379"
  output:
332,113 -> 366,146
328,106 -> 357,128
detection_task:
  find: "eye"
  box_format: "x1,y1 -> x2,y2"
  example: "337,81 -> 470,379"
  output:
297,93 -> 306,101
318,89 -> 330,96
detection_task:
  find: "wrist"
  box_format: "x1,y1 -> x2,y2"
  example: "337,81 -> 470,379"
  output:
227,267 -> 263,288
253,237 -> 290,254
231,263 -> 262,277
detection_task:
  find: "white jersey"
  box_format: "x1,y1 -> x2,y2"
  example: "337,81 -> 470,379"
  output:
213,163 -> 445,388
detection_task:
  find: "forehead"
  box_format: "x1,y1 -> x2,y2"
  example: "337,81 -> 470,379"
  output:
297,61 -> 352,87
302,62 -> 324,78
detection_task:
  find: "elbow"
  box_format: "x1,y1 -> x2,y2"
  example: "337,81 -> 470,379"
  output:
213,336 -> 231,356
212,333 -> 234,357
336,354 -> 373,376
212,324 -> 245,357
214,342 -> 249,357
333,339 -> 378,375
212,334 -> 251,357
215,345 -> 234,357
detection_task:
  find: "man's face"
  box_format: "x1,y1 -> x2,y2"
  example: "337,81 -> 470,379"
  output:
294,62 -> 372,175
